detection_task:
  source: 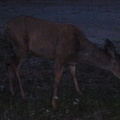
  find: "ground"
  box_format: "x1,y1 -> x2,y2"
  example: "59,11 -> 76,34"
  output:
0,0 -> 120,120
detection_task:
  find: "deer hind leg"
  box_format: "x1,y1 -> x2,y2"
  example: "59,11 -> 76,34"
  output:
6,50 -> 26,99
52,59 -> 63,108
69,65 -> 82,95
6,60 -> 15,96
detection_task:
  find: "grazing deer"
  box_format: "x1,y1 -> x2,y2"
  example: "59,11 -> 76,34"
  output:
5,16 -> 120,108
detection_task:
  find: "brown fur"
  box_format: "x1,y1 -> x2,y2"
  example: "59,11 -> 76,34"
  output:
5,16 -> 120,108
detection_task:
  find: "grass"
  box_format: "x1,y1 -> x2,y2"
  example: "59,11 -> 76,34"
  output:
0,73 -> 120,120
0,37 -> 120,120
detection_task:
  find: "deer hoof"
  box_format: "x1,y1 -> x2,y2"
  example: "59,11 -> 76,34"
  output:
52,100 -> 57,108
22,93 -> 27,100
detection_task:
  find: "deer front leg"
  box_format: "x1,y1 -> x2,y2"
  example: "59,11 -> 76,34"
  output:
52,60 -> 63,108
15,69 -> 27,99
69,65 -> 82,95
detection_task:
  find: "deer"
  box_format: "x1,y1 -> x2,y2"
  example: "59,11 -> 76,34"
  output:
5,16 -> 120,108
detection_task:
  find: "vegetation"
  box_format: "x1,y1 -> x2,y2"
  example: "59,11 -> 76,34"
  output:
0,35 -> 120,120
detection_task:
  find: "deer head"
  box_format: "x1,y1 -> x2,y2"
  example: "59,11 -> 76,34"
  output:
105,39 -> 120,78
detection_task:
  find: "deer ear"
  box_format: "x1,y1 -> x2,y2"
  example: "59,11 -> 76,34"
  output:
104,39 -> 116,59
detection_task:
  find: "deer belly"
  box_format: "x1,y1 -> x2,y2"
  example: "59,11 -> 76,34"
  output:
30,46 -> 55,59
29,36 -> 56,59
